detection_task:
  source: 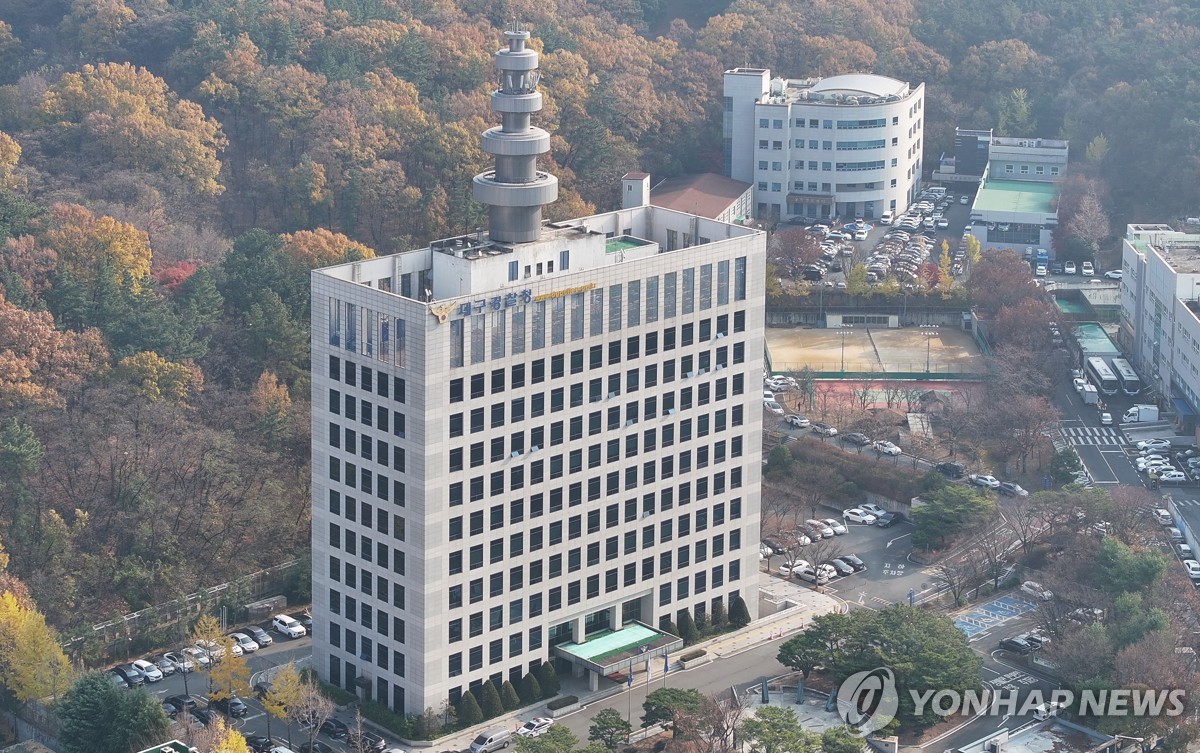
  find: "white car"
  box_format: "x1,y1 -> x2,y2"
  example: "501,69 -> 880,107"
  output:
1072,377 -> 1087,392
805,519 -> 834,538
843,508 -> 877,524
859,502 -> 887,517
763,400 -> 785,415
517,717 -> 554,738
784,414 -> 810,428
1159,470 -> 1188,483
230,633 -> 258,654
960,195 -> 970,204
162,652 -> 193,674
131,659 -> 164,682
1139,463 -> 1173,476
936,217 -> 949,229
1064,261 -> 1077,274
822,518 -> 848,535
1035,265 -> 1047,277
969,474 -> 1001,489
1104,270 -> 1123,280
182,647 -> 211,669
195,640 -> 225,661
272,614 -> 307,638
880,212 -> 894,225
1184,560 -> 1200,579
873,440 -> 901,456
1153,508 -> 1173,525
1082,261 -> 1095,276
1100,412 -> 1113,426
1137,438 -> 1172,451
778,560 -> 809,578
1021,581 -> 1053,601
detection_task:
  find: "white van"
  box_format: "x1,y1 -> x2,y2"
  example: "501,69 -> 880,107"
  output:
469,728 -> 514,753
927,187 -> 947,198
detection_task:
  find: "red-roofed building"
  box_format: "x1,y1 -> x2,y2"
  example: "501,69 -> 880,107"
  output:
621,172 -> 753,225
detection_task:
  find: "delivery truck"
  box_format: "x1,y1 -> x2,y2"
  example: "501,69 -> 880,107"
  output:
1080,384 -> 1099,405
1122,404 -> 1159,423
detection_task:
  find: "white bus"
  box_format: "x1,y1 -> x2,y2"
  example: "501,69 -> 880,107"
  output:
1085,357 -> 1119,396
1110,357 -> 1142,396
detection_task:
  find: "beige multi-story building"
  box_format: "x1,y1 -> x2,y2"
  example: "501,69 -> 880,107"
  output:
310,25 -> 766,716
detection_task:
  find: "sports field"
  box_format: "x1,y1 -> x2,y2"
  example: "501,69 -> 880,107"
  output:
766,326 -> 989,375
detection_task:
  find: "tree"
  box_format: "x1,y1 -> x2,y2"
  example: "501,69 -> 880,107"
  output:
728,597 -> 750,628
677,610 -> 700,645
518,671 -> 542,705
643,687 -> 704,736
57,672 -> 170,753
1094,538 -> 1168,595
822,726 -> 866,753
293,679 -> 335,752
777,612 -> 852,678
208,636 -> 252,702
931,560 -> 977,606
279,228 -> 376,267
1049,448 -> 1084,484
250,369 -> 293,446
911,485 -> 997,549
739,705 -> 819,753
501,680 -> 521,711
191,715 -> 251,753
458,691 -> 483,726
764,444 -> 793,476
536,661 -> 560,698
710,598 -> 727,629
44,203 -> 153,293
1085,134 -> 1110,164
262,662 -> 304,744
996,88 -> 1036,136
589,708 -> 632,750
844,263 -> 871,297
1065,190 -> 1110,256
480,679 -> 504,719
676,693 -> 746,753
515,725 -> 587,753
0,590 -> 73,701
0,292 -> 108,409
113,351 -> 200,402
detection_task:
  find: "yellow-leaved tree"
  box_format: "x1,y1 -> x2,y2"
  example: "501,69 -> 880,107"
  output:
113,351 -> 201,402
262,661 -> 305,746
0,590 -> 73,701
250,370 -> 292,447
44,203 -> 153,291
278,228 -> 375,268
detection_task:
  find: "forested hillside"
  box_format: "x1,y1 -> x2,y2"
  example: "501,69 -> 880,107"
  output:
0,0 -> 1195,630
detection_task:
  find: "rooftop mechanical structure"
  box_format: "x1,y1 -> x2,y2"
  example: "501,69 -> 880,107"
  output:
472,23 -> 559,244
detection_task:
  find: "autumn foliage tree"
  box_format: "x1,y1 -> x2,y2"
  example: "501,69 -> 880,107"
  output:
0,292 -> 108,409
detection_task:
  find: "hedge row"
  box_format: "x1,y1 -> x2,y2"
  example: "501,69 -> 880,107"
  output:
784,436 -> 934,503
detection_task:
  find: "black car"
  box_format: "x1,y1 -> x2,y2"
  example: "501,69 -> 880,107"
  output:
936,461 -> 965,478
827,559 -> 855,576
245,736 -> 275,753
876,511 -> 907,528
162,700 -> 181,718
839,553 -> 867,572
208,695 -> 249,717
111,665 -> 144,688
166,694 -> 197,711
998,637 -> 1033,655
253,680 -> 273,699
320,718 -> 350,740
1022,632 -> 1050,650
842,432 -> 871,446
348,730 -> 387,753
189,707 -> 216,727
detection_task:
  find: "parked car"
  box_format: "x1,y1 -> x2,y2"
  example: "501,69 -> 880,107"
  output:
796,563 -> 837,584
1160,470 -> 1188,483
320,718 -> 350,740
841,432 -> 871,446
998,482 -> 1029,497
805,519 -> 835,538
821,518 -> 848,535
1104,269 -> 1123,280
1137,438 -> 1172,451
131,659 -> 164,682
1185,560 -> 1200,579
811,422 -> 838,437
1153,508 -> 1173,525
784,414 -> 810,428
109,667 -> 142,689
189,707 -> 216,727
244,625 -> 274,648
843,508 -> 877,524
298,743 -> 336,753
112,664 -> 145,687
826,559 -> 855,576
195,639 -> 225,661
763,399 -> 785,415
968,474 -> 1001,489
876,511 -> 907,528
859,503 -> 887,517
936,461 -> 965,478
166,695 -> 197,712
777,561 -> 804,578
839,553 -> 867,571
154,654 -> 180,676
873,440 -> 901,456
245,735 -> 276,753
516,718 -> 555,738
230,633 -> 259,654
1064,261 -> 1077,274
208,695 -> 249,717
182,646 -> 211,669
1100,412 -> 1113,426
1022,631 -> 1051,650
347,729 -> 387,753
999,637 -> 1034,655
273,614 -> 307,638
1082,261 -> 1095,276
1021,581 -> 1053,601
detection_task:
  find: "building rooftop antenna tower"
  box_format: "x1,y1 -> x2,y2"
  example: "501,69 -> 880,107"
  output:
472,21 -> 559,244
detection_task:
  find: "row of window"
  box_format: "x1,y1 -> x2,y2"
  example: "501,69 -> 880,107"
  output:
759,116 -> 906,130
759,138 -> 895,152
328,424 -> 405,471
326,358 -> 407,403
326,656 -> 406,716
327,391 -> 407,438
449,403 -> 745,473
1002,163 -> 1059,176
449,261 -> 749,368
328,301 -> 408,366
449,312 -> 748,402
447,434 -> 745,506
327,457 -> 408,504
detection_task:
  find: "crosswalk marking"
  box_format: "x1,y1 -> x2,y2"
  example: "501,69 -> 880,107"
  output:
1174,498 -> 1200,507
1060,427 -> 1125,446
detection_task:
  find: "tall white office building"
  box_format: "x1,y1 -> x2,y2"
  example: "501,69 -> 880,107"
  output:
723,67 -> 925,222
311,25 -> 766,716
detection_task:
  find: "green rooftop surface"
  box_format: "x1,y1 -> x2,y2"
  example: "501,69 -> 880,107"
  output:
137,742 -> 194,753
1073,322 -> 1120,356
974,179 -> 1057,214
561,623 -> 660,663
1055,300 -> 1088,314
606,236 -> 649,254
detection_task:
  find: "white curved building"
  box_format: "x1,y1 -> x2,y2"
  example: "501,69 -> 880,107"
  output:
723,68 -> 925,222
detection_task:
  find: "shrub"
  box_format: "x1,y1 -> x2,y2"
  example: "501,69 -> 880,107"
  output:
479,680 -> 504,719
519,672 -> 542,704
678,610 -> 700,645
458,692 -> 483,726
680,650 -> 706,662
546,695 -> 579,711
659,619 -> 680,638
711,599 -> 727,628
729,596 -> 751,628
359,701 -> 423,739
536,662 -> 560,698
500,680 -> 521,711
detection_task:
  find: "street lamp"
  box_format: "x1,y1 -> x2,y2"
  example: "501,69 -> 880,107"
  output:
921,324 -> 940,373
833,324 -> 856,374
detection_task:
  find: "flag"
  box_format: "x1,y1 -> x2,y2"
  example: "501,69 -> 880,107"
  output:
627,671 -> 633,687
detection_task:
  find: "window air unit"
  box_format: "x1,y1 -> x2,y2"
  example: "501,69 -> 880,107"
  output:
686,371 -> 696,379
716,332 -> 726,339
530,445 -> 540,453
511,450 -> 522,458
607,391 -> 617,399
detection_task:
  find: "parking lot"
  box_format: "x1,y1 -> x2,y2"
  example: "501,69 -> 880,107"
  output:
954,594 -> 1039,639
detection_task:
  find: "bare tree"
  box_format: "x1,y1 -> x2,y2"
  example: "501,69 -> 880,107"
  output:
1007,493 -> 1054,555
292,677 -> 336,751
932,560 -> 978,606
1066,190 -> 1111,256
670,692 -> 747,753
760,485 -> 797,538
973,524 -> 1014,588
1099,486 -> 1157,546
804,532 -> 846,573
